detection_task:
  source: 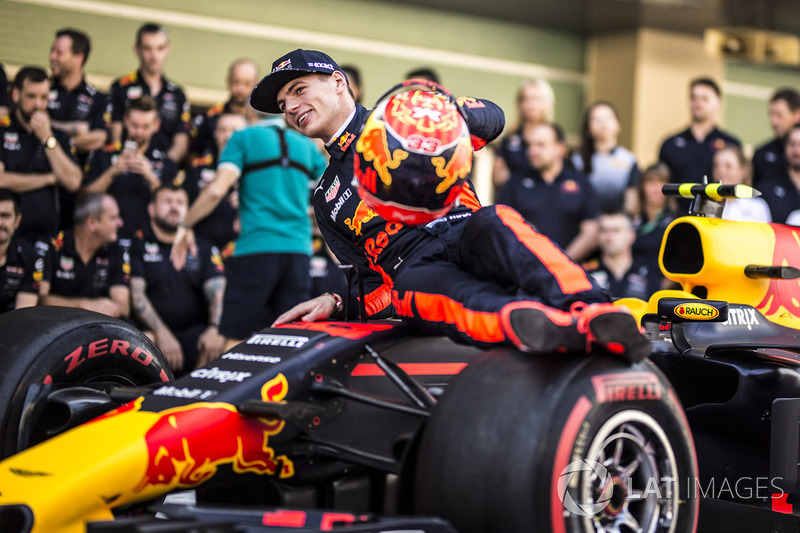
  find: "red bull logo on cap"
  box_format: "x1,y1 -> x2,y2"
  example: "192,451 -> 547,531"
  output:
273,59 -> 292,72
135,374 -> 294,492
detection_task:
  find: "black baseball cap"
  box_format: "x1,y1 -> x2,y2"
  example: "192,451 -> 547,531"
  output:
250,49 -> 346,114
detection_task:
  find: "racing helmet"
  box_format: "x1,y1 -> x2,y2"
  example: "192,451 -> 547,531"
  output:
353,80 -> 473,225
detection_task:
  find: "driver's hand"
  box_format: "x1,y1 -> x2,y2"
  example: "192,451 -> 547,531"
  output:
272,294 -> 338,326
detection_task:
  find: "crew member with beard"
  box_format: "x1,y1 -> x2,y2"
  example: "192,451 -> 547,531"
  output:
0,188 -> 46,312
760,124 -> 800,224
0,66 -> 82,242
82,95 -> 178,240
131,185 -> 225,374
47,28 -> 108,158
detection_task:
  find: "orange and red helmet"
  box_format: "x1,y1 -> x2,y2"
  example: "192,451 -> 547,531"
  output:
353,80 -> 472,225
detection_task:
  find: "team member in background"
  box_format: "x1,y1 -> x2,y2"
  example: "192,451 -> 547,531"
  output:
759,124 -> 800,224
191,58 -> 260,156
0,189 -> 46,311
47,28 -> 108,157
572,101 -> 639,213
586,211 -> 655,300
492,77 -> 555,193
83,95 -> 178,240
752,88 -> 800,187
713,145 -> 771,223
108,22 -> 190,164
40,193 -> 131,318
499,122 -> 599,262
172,106 -> 326,352
47,28 -> 110,231
242,49 -> 648,361
0,66 -> 82,242
131,185 -> 225,375
184,113 -> 247,256
659,77 -> 741,186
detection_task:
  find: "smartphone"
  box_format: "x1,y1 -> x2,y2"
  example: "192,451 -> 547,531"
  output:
123,140 -> 137,153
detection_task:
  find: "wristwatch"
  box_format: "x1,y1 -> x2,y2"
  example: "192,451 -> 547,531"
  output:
45,135 -> 58,150
325,292 -> 343,317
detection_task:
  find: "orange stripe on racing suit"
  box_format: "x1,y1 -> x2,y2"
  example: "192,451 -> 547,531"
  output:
393,290 -> 505,344
494,204 -> 594,294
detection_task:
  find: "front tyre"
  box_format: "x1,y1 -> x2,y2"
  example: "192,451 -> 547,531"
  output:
0,307 -> 172,457
414,349 -> 697,533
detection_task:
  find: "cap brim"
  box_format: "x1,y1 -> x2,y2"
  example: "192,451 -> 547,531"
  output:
250,70 -> 311,114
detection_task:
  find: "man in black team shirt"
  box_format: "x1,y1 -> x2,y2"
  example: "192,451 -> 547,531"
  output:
41,193 -> 131,318
83,95 -> 178,240
0,67 -> 82,242
0,189 -> 45,311
220,48 -> 650,362
131,185 -> 226,375
108,22 -> 190,164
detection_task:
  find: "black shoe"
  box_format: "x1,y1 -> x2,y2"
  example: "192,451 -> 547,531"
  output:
500,302 -> 585,354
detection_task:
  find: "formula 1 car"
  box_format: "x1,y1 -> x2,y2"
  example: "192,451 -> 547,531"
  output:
0,182 -> 797,533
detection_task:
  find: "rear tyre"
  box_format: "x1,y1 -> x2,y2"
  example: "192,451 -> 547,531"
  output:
414,348 -> 697,533
0,307 -> 172,457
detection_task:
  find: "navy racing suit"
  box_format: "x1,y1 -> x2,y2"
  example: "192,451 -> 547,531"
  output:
314,98 -> 609,347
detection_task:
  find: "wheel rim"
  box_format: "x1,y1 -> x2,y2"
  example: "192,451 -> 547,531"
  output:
579,410 -> 679,533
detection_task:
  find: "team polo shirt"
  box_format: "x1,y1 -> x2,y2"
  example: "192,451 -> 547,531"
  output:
83,134 -> 178,238
0,113 -> 76,241
130,227 -> 224,330
43,229 -> 130,298
571,147 -> 639,212
495,128 -> 529,175
0,237 -> 45,312
752,137 -> 786,187
218,117 -> 326,256
757,172 -> 800,224
586,258 -> 655,300
498,165 -> 599,250
184,151 -> 238,252
108,70 -> 190,142
47,77 -> 108,132
659,126 -> 741,184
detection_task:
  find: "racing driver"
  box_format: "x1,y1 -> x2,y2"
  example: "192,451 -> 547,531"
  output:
177,49 -> 650,362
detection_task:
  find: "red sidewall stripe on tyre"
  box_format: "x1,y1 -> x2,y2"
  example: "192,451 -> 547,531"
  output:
550,395 -> 593,533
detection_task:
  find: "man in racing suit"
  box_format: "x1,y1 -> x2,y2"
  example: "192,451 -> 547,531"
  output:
236,49 -> 648,361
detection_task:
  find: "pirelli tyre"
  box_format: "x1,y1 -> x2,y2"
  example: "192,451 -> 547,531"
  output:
413,348 -> 698,533
0,306 -> 172,457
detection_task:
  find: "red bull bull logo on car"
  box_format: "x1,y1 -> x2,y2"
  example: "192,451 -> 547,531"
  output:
135,374 -> 294,492
759,224 -> 800,319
